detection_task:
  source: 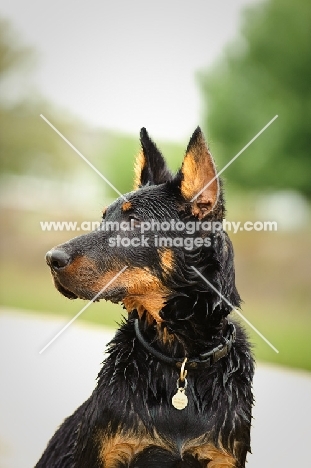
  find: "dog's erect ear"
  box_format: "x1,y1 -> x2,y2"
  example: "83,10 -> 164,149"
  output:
133,128 -> 172,189
178,127 -> 219,219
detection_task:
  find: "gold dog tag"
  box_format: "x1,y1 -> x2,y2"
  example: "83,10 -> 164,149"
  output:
172,387 -> 188,410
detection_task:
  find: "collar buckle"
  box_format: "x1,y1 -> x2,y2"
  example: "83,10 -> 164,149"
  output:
134,319 -> 236,370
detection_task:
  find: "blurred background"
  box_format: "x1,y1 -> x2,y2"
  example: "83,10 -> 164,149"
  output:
1,0 -> 310,369
0,0 -> 311,465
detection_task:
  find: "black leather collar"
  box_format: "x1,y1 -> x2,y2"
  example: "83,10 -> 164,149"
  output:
134,319 -> 236,370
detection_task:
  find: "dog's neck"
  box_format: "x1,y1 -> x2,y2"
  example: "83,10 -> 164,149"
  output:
130,294 -> 234,359
134,316 -> 236,372
127,231 -> 240,357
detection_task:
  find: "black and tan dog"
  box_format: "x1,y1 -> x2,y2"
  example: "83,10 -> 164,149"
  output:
37,128 -> 254,467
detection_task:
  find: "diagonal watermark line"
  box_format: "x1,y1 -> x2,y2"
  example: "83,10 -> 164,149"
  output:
40,114 -> 128,201
39,266 -> 128,354
191,115 -> 278,202
191,266 -> 279,353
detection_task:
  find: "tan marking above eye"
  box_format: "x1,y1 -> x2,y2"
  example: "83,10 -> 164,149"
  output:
122,201 -> 132,212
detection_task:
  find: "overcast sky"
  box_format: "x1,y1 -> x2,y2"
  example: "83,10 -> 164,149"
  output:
2,0 -> 260,140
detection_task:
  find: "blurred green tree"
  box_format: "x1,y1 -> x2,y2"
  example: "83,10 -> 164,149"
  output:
199,0 -> 311,197
0,18 -> 33,76
0,18 -> 184,192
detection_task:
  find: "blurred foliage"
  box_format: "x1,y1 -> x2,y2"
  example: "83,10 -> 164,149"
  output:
0,19 -> 84,176
1,101 -> 77,175
199,0 -> 311,197
0,18 -> 184,194
0,18 -> 34,76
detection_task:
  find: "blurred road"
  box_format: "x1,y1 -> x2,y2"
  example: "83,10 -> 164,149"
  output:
0,310 -> 310,467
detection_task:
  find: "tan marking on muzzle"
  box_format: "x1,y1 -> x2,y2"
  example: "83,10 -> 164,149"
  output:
94,267 -> 169,323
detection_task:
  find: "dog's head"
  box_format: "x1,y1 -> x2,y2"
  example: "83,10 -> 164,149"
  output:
46,127 -> 237,325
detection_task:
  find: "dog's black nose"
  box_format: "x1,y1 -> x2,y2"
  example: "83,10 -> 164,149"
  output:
46,249 -> 71,270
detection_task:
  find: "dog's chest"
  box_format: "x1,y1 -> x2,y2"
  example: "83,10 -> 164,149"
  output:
97,392 -> 232,467
127,375 -> 219,444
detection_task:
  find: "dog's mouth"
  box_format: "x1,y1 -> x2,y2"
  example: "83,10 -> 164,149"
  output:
52,275 -> 126,303
53,277 -> 78,300
49,262 -> 169,324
